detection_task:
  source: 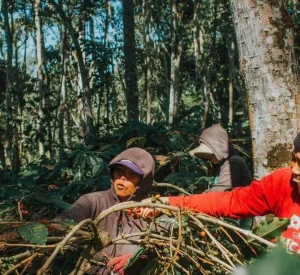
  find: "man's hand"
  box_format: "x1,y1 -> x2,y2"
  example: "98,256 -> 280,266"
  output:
135,197 -> 169,219
107,253 -> 133,274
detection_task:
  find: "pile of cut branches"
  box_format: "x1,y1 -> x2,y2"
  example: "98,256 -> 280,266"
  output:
0,200 -> 281,275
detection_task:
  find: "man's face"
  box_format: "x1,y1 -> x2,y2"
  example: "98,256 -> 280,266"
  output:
112,165 -> 141,201
194,153 -> 219,165
291,152 -> 300,192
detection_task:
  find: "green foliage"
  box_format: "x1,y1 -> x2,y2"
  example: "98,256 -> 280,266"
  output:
0,144 -> 116,221
251,217 -> 289,242
17,222 -> 48,245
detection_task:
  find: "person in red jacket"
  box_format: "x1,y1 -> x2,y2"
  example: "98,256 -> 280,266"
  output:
139,133 -> 300,254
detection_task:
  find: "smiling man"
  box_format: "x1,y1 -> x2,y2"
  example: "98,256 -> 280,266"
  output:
56,147 -> 155,275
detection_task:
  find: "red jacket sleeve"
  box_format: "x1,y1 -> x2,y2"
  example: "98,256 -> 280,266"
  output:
169,168 -> 291,218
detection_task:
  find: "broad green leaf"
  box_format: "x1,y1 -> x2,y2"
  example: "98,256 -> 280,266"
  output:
250,217 -> 289,242
17,222 -> 48,245
124,246 -> 146,270
92,160 -> 104,177
80,156 -> 87,171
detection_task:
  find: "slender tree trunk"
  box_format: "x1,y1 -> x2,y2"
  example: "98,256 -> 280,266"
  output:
89,19 -> 96,91
11,11 -> 21,171
231,0 -> 300,177
58,23 -> 67,157
168,0 -> 182,125
143,0 -> 152,125
122,0 -> 139,121
227,35 -> 235,126
34,0 -> 45,156
193,2 -> 200,86
2,0 -> 13,168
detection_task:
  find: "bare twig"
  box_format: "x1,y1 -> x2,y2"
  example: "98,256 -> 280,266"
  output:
153,182 -> 192,195
3,253 -> 40,275
37,218 -> 99,274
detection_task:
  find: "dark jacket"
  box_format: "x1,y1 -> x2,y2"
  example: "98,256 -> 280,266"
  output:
200,124 -> 252,192
56,147 -> 155,274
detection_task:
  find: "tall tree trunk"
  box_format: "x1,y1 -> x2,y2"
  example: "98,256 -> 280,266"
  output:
58,23 -> 67,157
168,0 -> 182,125
143,0 -> 151,125
2,0 -> 13,168
34,0 -> 45,156
231,1 -> 300,178
227,34 -> 235,126
48,0 -> 95,143
122,0 -> 139,121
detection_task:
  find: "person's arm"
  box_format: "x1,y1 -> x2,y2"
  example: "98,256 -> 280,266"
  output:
54,195 -> 94,222
169,170 -> 284,218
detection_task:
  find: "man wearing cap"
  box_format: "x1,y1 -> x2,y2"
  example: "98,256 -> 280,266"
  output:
56,147 -> 155,275
189,124 -> 252,192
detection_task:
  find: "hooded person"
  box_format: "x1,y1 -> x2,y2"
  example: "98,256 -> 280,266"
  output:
189,124 -> 252,192
55,147 -> 155,275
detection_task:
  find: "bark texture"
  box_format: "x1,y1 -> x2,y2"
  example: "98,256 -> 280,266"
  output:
231,0 -> 300,178
122,0 -> 139,121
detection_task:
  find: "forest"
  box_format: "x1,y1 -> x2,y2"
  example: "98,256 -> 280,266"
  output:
1,0 -> 300,274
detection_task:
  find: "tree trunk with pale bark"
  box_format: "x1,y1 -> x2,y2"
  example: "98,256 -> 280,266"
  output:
2,0 -> 13,168
168,0 -> 182,125
34,0 -> 45,156
231,0 -> 300,178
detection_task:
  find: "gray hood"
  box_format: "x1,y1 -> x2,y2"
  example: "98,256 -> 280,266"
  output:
109,147 -> 155,201
199,124 -> 232,162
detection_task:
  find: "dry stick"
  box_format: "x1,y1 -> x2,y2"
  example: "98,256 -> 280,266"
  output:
17,201 -> 23,221
184,244 -> 233,273
196,214 -> 275,247
162,208 -> 182,275
0,242 -> 56,249
163,210 -> 177,275
170,218 -> 176,275
3,253 -> 40,275
219,226 -> 243,256
178,249 -> 204,274
153,182 -> 192,195
0,221 -> 26,225
20,254 -> 37,275
66,223 -> 104,275
37,218 -> 99,275
114,233 -> 234,273
150,233 -> 234,272
188,214 -> 236,268
10,251 -> 32,260
99,229 -> 234,275
111,231 -> 148,243
71,245 -> 94,275
232,231 -> 259,256
115,236 -> 233,274
173,260 -> 190,274
95,201 -> 275,247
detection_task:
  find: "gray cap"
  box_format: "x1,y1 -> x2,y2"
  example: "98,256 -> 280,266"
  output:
189,143 -> 214,157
